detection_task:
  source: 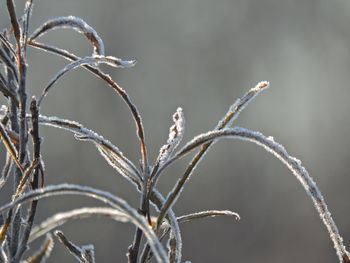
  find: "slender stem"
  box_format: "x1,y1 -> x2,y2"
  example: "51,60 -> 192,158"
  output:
6,2 -> 27,259
128,176 -> 150,263
13,98 -> 41,263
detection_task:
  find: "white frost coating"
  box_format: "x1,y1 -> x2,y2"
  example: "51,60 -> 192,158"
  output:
267,136 -> 274,141
29,16 -> 105,56
95,144 -> 141,188
29,207 -> 129,242
81,244 -> 95,263
38,56 -> 136,106
152,190 -> 182,263
177,210 -> 240,222
36,115 -> 141,184
215,99 -> 240,130
173,127 -> 349,262
0,184 -> 169,263
157,108 -> 185,165
0,105 -> 8,120
93,55 -> 136,68
54,230 -> 88,263
216,81 -> 270,130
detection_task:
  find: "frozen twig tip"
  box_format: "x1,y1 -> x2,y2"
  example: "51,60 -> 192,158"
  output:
250,81 -> 270,93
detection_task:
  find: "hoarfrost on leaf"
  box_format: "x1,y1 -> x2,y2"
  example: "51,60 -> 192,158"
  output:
29,16 -> 105,56
157,107 -> 185,165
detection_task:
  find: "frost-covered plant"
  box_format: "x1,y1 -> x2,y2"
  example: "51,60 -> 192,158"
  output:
0,1 -> 349,263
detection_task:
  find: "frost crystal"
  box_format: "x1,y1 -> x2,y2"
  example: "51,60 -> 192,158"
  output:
157,108 -> 185,164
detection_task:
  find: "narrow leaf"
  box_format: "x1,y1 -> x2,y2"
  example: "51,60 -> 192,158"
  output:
155,82 -> 269,230
177,210 -> 240,223
166,127 -> 350,262
36,115 -> 141,184
38,56 -> 136,106
29,16 -> 105,56
30,207 -> 128,242
0,184 -> 169,263
156,108 -> 185,166
28,40 -> 149,176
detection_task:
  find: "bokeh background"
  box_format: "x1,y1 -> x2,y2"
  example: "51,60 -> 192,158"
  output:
1,0 -> 350,262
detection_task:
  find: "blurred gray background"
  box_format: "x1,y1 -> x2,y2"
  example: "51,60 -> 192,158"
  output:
1,0 -> 350,262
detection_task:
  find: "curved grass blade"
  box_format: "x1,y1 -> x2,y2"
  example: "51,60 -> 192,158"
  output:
29,16 -> 105,56
162,127 -> 349,262
28,41 -> 149,174
36,115 -> 141,185
177,210 -> 240,223
215,81 -> 269,130
37,56 -> 136,106
29,207 -> 128,242
0,184 -> 169,263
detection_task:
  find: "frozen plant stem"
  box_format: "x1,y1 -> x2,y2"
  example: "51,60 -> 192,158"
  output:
169,127 -> 350,262
13,98 -> 42,263
0,2 -> 349,262
6,0 -> 28,259
128,174 -> 150,263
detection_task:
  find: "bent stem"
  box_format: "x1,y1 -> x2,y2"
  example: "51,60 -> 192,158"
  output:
167,127 -> 350,262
